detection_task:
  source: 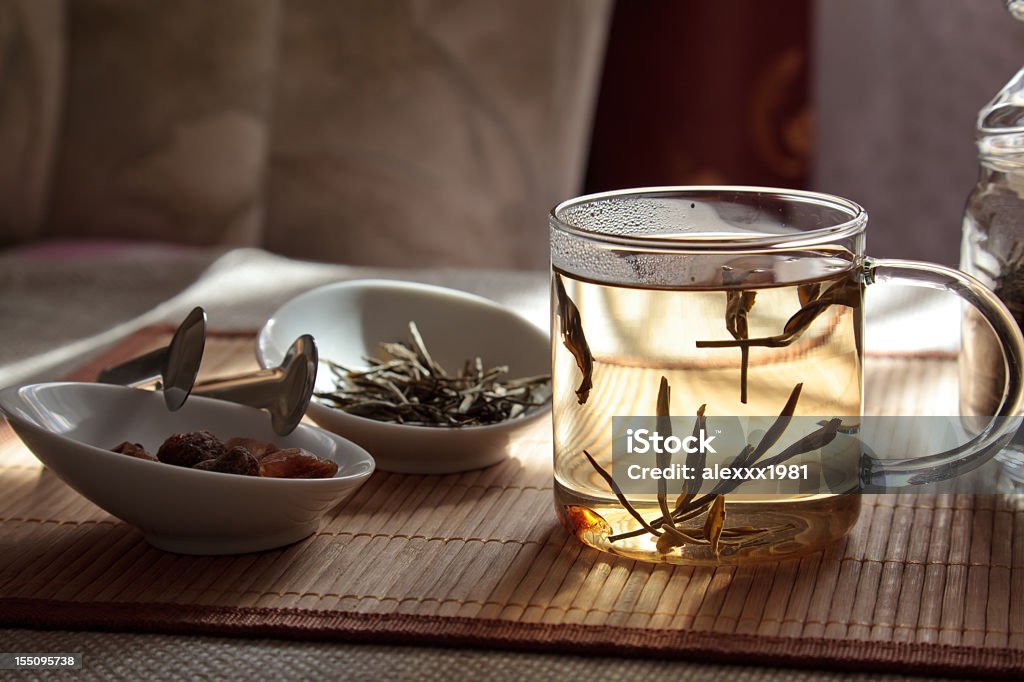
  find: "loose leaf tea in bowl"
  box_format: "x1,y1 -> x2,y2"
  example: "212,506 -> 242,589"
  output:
257,280 -> 551,473
315,322 -> 552,427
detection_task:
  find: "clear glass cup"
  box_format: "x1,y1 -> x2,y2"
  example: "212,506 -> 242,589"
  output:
550,186 -> 1024,565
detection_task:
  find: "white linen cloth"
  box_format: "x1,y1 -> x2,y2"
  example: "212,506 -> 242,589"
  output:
0,244 -> 549,386
0,243 -> 962,389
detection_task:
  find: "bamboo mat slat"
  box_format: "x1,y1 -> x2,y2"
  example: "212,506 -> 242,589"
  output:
0,329 -> 1022,678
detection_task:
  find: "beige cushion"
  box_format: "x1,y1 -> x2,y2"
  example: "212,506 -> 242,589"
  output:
46,0 -> 278,247
0,0 -> 63,247
1,0 -> 610,267
264,0 -> 610,268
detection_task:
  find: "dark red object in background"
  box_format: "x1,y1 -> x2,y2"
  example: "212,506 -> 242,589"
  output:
585,0 -> 812,193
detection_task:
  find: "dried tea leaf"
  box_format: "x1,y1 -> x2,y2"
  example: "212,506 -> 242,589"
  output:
679,445 -> 752,512
656,377 -> 672,435
703,495 -> 726,556
606,383 -> 825,548
408,321 -> 446,377
563,505 -> 612,539
674,403 -> 707,511
696,276 -> 860,351
782,278 -> 860,338
675,382 -> 803,521
674,384 -> 805,520
316,322 -> 551,427
740,383 -> 803,467
798,282 -> 822,307
993,244 -> 1024,325
720,524 -> 796,546
720,526 -> 769,536
554,272 -> 594,404
656,528 -> 682,555
725,290 -> 757,403
656,377 -> 673,521
656,523 -> 709,554
757,418 -> 841,470
583,449 -> 661,536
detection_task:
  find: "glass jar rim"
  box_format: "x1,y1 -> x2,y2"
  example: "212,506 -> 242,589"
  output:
550,186 -> 868,252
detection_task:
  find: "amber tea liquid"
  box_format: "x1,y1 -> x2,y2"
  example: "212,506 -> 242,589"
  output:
552,260 -> 863,564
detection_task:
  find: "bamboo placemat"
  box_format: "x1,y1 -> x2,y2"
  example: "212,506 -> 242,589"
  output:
1,329 -> 1022,679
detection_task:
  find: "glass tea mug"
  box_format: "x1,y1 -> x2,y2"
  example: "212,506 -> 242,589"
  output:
549,187 -> 1024,565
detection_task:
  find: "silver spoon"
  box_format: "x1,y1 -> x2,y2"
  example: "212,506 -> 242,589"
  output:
97,306 -> 207,411
191,334 -> 318,436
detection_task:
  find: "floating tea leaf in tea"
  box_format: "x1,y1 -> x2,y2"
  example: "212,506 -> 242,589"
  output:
580,377 -> 840,555
554,272 -> 594,404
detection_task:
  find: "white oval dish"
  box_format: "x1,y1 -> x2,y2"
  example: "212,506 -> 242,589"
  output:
0,382 -> 375,555
256,279 -> 551,474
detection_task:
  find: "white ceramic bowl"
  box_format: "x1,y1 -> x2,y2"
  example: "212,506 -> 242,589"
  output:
0,382 -> 375,555
257,279 -> 551,474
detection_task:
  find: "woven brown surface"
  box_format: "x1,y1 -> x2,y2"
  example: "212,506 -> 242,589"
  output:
0,329 -> 1021,679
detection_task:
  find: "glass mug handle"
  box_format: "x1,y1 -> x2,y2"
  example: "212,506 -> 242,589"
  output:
861,258 -> 1024,488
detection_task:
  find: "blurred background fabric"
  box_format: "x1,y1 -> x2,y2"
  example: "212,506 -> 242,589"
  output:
0,0 -> 63,246
585,0 -> 812,192
0,0 -> 1022,268
813,0 -> 1024,266
0,0 -> 611,269
47,0 -> 278,248
263,0 -> 609,268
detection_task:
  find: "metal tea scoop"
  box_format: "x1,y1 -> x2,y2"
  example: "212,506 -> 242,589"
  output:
191,334 -> 319,436
97,307 -> 207,411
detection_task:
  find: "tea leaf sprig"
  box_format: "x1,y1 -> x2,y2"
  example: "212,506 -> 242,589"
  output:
986,243 -> 1024,328
584,379 -> 841,554
725,290 -> 757,403
697,277 -> 859,352
554,272 -> 594,404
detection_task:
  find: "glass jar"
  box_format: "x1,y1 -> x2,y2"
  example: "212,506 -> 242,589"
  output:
959,0 -> 1024,480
